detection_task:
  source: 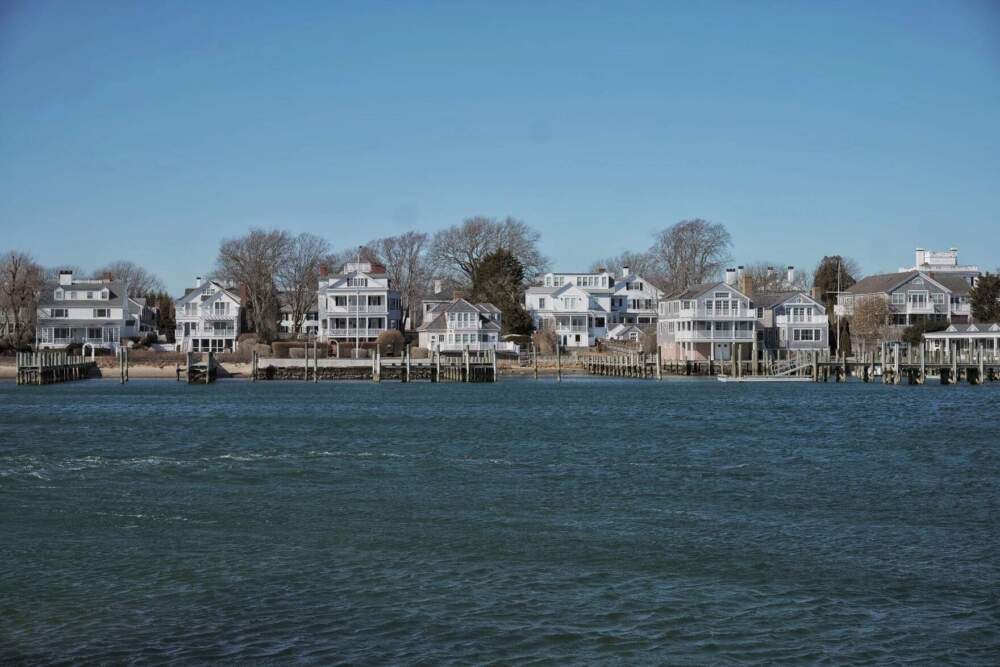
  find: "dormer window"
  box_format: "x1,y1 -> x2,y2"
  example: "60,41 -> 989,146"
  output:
54,289 -> 63,300
101,289 -> 109,299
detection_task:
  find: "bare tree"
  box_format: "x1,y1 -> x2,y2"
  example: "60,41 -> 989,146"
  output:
277,233 -> 332,335
588,250 -> 660,281
742,262 -> 810,294
0,250 -> 44,347
648,219 -> 732,292
850,295 -> 891,356
430,216 -> 547,285
330,245 -> 381,272
216,229 -> 292,343
367,231 -> 432,329
94,260 -> 164,296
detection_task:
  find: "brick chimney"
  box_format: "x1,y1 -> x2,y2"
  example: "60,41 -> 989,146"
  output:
102,271 -> 114,282
453,290 -> 465,301
739,274 -> 753,296
318,264 -> 329,278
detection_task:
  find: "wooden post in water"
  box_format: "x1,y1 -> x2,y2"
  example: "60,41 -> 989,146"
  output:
556,344 -> 562,382
405,345 -> 411,383
951,342 -> 958,385
491,348 -> 498,382
656,347 -> 662,381
464,345 -> 470,383
533,344 -> 538,380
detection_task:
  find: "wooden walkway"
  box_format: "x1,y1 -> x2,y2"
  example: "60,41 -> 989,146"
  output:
250,347 -> 498,383
15,351 -> 96,385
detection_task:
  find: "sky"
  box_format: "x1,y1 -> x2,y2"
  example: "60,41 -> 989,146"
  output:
1,0 -> 998,294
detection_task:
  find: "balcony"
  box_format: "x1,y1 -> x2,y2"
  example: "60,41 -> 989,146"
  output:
433,341 -> 520,353
672,329 -> 755,342
951,303 -> 971,315
326,304 -> 388,314
676,306 -> 757,320
776,315 -> 828,326
904,302 -> 936,314
326,328 -> 386,339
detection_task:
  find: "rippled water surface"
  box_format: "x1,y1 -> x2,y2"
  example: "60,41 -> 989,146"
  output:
1,377 -> 998,664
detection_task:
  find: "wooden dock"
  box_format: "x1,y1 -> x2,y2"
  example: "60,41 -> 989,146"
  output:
813,344 -> 1000,385
250,347 -> 498,383
15,351 -> 96,385
178,352 -> 218,384
580,351 -> 662,379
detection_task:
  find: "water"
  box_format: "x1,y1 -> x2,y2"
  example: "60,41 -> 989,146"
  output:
1,378 -> 998,664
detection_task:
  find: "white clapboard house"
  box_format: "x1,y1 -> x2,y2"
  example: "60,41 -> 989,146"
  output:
524,267 -> 663,348
174,277 -> 242,352
318,262 -> 402,343
36,271 -> 155,350
417,296 -> 517,352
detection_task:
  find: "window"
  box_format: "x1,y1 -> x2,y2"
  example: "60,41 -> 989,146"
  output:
213,302 -> 229,315
87,327 -> 102,340
792,329 -> 823,342
334,296 -> 347,307
931,293 -> 945,305
125,319 -> 135,327
54,289 -> 63,301
93,308 -> 110,318
69,291 -> 77,300
86,291 -> 94,300
714,291 -> 729,298
101,289 -> 109,299
538,297 -> 546,309
347,278 -> 368,288
891,292 -> 905,305
51,308 -> 68,318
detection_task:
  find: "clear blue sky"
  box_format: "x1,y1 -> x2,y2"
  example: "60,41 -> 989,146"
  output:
1,0 -> 998,293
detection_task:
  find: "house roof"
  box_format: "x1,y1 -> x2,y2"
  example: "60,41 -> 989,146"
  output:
176,280 -> 241,305
925,322 -> 1000,336
666,281 -> 749,301
752,290 -> 824,310
607,323 -> 646,338
39,280 -> 147,312
843,271 -> 916,295
418,298 -> 502,332
929,273 -> 972,295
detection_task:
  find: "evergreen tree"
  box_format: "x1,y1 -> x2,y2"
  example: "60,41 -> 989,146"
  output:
969,273 -> 1000,323
471,249 -> 534,335
813,256 -> 858,354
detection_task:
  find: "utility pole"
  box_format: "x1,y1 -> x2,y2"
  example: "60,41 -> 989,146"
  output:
835,258 -> 842,358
